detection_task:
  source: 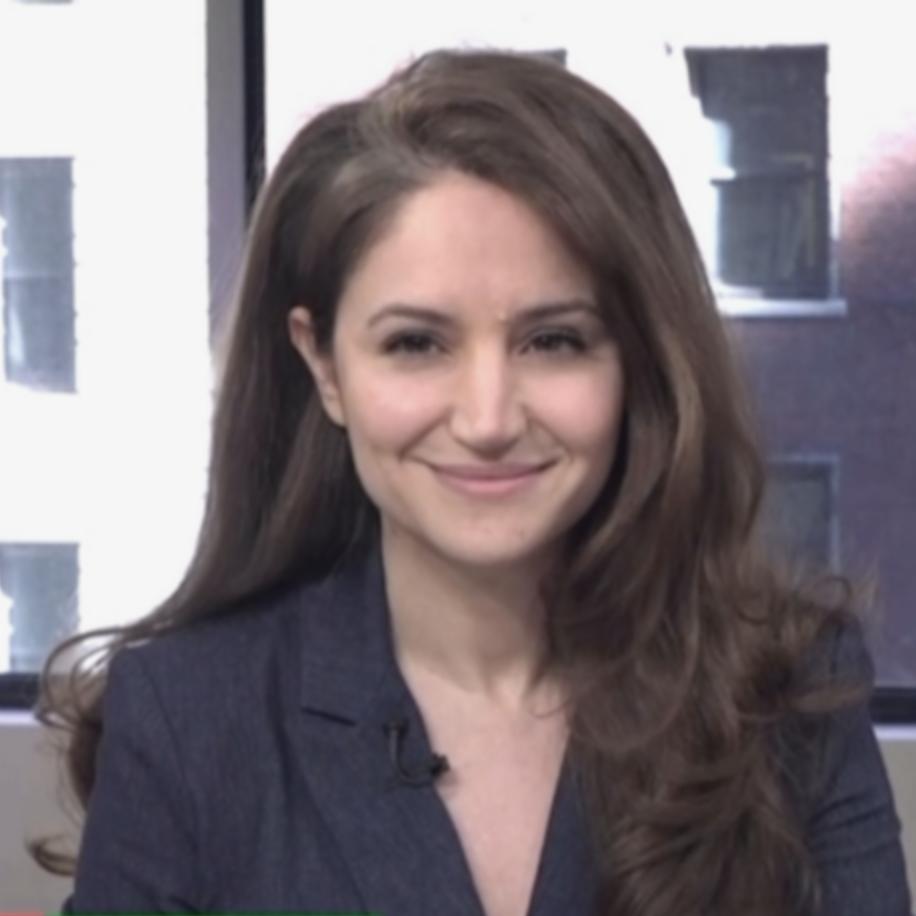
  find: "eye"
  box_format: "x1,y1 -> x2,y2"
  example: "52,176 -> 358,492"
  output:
383,332 -> 442,356
526,329 -> 587,355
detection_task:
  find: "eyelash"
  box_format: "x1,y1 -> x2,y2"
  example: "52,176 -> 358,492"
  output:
384,333 -> 441,356
527,329 -> 587,354
383,329 -> 588,358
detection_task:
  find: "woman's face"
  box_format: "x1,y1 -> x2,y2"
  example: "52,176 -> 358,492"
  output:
290,172 -> 624,574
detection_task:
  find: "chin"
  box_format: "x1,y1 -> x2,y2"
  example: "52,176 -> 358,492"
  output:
380,499 -> 590,578
417,528 -> 563,577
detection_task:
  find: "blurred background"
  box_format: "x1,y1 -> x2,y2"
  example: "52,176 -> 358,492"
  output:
0,0 -> 913,907
2,0 -> 912,699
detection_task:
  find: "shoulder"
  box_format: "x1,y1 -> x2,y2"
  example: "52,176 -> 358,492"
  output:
91,574 -> 338,829
102,575 -> 324,741
126,580 -> 308,670
774,616 -> 873,777
793,623 -> 911,913
807,617 -> 876,791
760,614 -> 875,837
810,613 -> 873,684
767,621 -> 911,912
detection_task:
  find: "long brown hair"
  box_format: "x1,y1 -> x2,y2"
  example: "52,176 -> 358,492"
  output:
34,49 -> 864,915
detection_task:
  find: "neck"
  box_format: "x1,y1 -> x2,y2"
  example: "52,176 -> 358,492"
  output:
381,525 -> 555,706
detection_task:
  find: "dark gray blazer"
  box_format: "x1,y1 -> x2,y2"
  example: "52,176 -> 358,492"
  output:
67,548 -> 912,915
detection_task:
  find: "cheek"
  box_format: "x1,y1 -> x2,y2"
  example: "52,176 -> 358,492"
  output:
339,368 -> 442,453
536,371 -> 625,457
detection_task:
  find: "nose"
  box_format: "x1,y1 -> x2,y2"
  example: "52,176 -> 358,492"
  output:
449,346 -> 526,454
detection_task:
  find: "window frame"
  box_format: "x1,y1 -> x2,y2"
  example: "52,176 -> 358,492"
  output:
680,41 -> 846,320
3,2 -> 913,724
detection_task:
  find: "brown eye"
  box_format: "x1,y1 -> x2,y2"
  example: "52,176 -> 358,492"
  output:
527,329 -> 587,354
384,332 -> 441,356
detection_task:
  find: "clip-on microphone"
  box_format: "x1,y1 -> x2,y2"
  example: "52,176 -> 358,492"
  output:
384,717 -> 450,788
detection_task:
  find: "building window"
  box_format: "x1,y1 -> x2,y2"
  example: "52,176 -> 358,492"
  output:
762,457 -> 838,570
0,1 -> 212,699
529,49 -> 567,67
0,542 -> 79,673
0,158 -> 76,392
685,46 -> 830,302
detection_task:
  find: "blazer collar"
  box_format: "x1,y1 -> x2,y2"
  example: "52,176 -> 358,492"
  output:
295,542 -> 398,725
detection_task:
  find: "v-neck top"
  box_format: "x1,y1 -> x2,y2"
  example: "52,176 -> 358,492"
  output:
66,546 -> 912,915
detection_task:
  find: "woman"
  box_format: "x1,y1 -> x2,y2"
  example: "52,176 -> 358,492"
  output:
37,50 -> 910,916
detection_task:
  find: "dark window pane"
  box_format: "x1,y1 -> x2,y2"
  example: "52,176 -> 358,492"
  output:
0,543 -> 79,673
0,158 -> 76,391
762,460 -> 836,569
0,159 -> 74,276
686,47 -> 829,299
687,47 -> 827,173
3,275 -> 76,389
529,49 -> 567,67
714,174 -> 829,298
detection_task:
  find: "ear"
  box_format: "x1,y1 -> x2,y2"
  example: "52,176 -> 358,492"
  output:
288,306 -> 346,427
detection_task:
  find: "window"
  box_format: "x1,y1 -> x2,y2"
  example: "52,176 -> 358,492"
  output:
0,158 -> 76,392
763,457 -> 838,571
0,0 -> 215,703
0,542 -> 77,672
529,48 -> 567,67
685,46 -> 831,303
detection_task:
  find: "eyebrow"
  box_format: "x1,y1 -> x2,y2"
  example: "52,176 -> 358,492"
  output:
366,299 -> 599,329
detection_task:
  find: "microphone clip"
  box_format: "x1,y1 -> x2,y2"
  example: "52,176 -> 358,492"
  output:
384,716 -> 450,789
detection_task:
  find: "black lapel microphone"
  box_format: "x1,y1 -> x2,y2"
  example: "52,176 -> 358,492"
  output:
384,717 -> 450,788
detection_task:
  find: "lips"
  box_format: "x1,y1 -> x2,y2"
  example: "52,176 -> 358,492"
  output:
429,461 -> 553,497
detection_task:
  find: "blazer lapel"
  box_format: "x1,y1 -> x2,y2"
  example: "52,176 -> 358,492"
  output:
287,546 -> 488,916
526,761 -> 598,916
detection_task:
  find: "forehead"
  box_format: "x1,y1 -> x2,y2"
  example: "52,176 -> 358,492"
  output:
338,172 -> 595,316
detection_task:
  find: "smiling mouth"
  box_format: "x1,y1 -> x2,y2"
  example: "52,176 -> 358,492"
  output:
429,462 -> 553,497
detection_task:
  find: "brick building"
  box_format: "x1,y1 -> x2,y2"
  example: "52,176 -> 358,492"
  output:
735,84 -> 916,683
